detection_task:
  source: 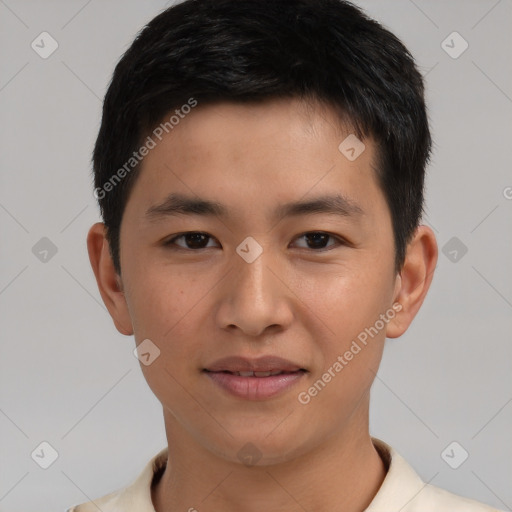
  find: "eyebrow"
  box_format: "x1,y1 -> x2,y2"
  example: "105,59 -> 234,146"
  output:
144,192 -> 364,223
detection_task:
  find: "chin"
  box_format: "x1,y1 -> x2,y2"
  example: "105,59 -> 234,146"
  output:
201,426 -> 317,467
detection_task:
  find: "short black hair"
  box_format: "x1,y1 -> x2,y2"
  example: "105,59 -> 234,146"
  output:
92,0 -> 431,276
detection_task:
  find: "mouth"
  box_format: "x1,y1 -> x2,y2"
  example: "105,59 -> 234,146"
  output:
204,355 -> 306,374
202,356 -> 308,400
204,369 -> 306,377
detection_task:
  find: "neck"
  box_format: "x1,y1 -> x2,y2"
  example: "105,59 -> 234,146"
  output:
152,407 -> 387,512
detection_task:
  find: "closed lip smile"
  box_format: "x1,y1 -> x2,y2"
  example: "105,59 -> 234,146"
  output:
203,355 -> 308,400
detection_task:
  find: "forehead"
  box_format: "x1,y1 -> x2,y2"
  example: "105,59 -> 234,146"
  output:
159,98 -> 355,158
125,98 -> 386,227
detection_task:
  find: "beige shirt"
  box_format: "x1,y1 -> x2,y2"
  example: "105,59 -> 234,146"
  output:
66,437 -> 503,512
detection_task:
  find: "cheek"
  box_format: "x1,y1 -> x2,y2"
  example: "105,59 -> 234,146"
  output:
296,262 -> 393,345
295,262 -> 392,404
125,261 -> 205,337
126,269 -> 211,409
295,269 -> 388,422
123,267 -> 214,403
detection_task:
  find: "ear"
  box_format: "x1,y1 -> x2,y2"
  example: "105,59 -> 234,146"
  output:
87,222 -> 134,336
386,225 -> 438,338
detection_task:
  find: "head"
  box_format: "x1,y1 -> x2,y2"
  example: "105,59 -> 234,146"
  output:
88,0 -> 437,465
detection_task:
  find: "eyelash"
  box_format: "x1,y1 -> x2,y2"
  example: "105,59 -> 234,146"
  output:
163,231 -> 348,252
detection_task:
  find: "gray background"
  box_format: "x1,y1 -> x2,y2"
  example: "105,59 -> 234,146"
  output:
0,0 -> 511,510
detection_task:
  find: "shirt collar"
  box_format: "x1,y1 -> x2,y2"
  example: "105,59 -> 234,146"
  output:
366,437 -> 427,511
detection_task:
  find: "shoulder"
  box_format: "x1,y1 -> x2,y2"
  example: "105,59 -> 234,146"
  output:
369,438 -> 504,512
65,446 -> 168,512
417,482 -> 503,511
65,487 -> 128,512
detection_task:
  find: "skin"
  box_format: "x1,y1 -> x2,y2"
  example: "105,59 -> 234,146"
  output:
87,97 -> 437,512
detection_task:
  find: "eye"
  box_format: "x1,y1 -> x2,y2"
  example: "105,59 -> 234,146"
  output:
163,231 -> 346,252
164,232 -> 219,250
291,231 -> 345,251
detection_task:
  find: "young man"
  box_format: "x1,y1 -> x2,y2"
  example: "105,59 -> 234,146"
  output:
68,0 -> 502,510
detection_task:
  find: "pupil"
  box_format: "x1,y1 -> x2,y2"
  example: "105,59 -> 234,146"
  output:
306,233 -> 328,248
187,233 -> 207,249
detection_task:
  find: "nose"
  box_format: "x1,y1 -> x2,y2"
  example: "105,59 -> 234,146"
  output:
215,245 -> 294,338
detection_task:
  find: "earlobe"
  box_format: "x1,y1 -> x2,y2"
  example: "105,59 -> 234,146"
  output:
86,222 -> 134,336
386,225 -> 438,339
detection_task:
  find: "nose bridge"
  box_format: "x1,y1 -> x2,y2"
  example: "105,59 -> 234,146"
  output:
218,240 -> 292,336
234,239 -> 279,308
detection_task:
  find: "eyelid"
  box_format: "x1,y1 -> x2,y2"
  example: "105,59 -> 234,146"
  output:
290,231 -> 349,250
164,231 -> 219,248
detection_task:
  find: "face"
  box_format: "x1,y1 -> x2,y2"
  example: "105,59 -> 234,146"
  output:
110,98 -> 403,464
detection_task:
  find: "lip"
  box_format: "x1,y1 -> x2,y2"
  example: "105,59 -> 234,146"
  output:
203,355 -> 307,400
204,370 -> 306,400
204,355 -> 305,373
